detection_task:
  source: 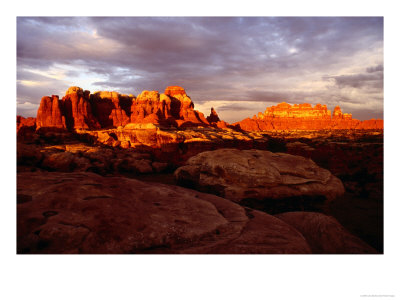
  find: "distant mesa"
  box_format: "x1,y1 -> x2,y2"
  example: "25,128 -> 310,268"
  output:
19,86 -> 383,134
234,102 -> 383,131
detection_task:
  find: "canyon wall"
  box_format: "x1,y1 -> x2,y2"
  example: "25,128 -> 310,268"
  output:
21,87 -> 383,133
35,86 -> 220,131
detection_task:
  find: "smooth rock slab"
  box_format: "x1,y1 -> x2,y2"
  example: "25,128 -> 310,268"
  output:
174,149 -> 345,209
17,171 -> 311,254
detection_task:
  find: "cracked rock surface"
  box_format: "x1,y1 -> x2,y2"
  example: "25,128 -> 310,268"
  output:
174,148 -> 345,204
17,171 -> 312,254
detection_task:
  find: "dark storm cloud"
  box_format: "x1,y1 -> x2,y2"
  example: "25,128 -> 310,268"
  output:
17,17 -> 383,120
325,65 -> 383,90
367,64 -> 384,73
329,73 -> 383,89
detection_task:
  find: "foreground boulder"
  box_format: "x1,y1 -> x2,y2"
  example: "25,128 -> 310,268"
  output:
174,149 -> 345,213
275,212 -> 378,254
17,171 -> 312,254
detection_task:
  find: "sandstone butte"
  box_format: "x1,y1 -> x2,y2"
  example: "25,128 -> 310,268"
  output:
18,86 -> 383,133
33,86 -> 224,131
233,102 -> 383,131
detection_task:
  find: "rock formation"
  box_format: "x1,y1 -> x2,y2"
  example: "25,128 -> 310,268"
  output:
207,107 -> 229,128
207,107 -> 220,123
17,116 -> 36,132
90,90 -> 132,128
17,171 -> 313,254
174,148 -> 345,212
63,87 -> 101,130
36,95 -> 66,129
18,171 -> 377,254
275,212 -> 377,254
234,102 -> 383,131
28,86 -> 384,133
34,86 -> 214,131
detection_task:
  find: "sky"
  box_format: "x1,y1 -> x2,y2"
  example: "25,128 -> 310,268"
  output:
17,17 -> 383,123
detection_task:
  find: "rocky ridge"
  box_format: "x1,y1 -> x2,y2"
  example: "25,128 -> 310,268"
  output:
17,171 -> 376,254
35,86 -> 223,131
234,102 -> 383,131
22,86 -> 384,135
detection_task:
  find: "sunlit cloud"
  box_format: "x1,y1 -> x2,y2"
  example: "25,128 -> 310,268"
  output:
17,80 -> 44,87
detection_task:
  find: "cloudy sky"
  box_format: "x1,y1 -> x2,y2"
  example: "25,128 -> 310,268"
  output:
17,17 -> 383,122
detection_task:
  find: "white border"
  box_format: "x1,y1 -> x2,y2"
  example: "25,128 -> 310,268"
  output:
2,1 -> 399,299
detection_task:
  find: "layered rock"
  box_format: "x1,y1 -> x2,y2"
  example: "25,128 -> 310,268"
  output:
174,148 -> 345,213
83,126 -> 271,164
130,90 -> 165,124
62,87 -> 101,130
90,91 -> 133,128
34,86 -> 213,131
121,86 -> 210,128
17,171 -> 312,254
17,139 -> 171,175
163,86 -> 209,127
17,116 -> 36,132
234,102 -> 383,131
36,95 -> 66,129
264,102 -> 332,119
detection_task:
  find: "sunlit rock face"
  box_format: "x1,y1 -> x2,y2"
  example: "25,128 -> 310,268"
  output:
32,88 -> 383,133
17,116 -> 36,132
332,106 -> 344,119
234,102 -> 383,131
36,87 -> 102,130
36,95 -> 66,130
264,102 -> 332,119
17,116 -> 37,143
164,86 -> 187,97
62,87 -> 101,130
34,86 -> 212,131
128,87 -> 210,127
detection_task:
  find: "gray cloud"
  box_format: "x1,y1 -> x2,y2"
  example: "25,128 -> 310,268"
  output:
17,17 -> 383,120
367,64 -> 384,73
327,72 -> 383,89
215,104 -> 255,112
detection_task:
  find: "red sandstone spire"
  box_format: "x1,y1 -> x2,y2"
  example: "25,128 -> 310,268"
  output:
164,86 -> 186,97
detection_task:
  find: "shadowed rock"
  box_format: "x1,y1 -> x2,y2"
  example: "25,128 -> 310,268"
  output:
17,171 -> 312,254
275,212 -> 378,254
